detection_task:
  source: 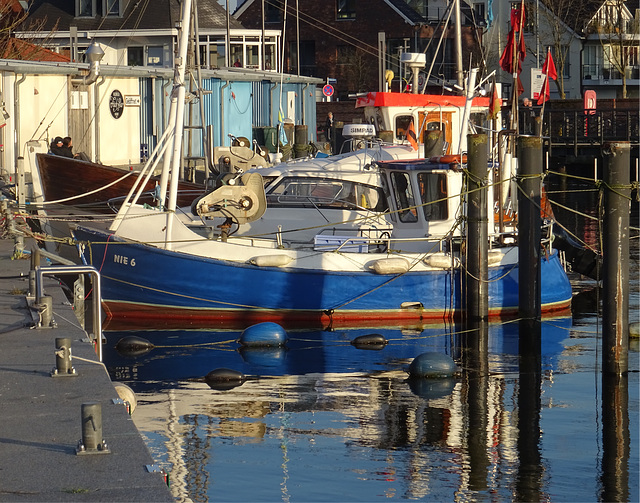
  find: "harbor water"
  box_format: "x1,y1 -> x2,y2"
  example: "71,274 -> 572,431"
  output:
102,173 -> 639,502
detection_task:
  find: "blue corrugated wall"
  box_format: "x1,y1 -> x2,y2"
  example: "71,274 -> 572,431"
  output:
138,76 -> 317,155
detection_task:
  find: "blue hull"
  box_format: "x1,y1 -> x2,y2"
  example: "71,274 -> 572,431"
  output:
74,226 -> 572,325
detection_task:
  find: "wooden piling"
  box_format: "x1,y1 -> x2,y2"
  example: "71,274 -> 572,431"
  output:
602,141 -> 630,375
517,136 -> 542,323
465,133 -> 488,322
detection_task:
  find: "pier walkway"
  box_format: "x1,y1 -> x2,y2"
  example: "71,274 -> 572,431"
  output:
0,238 -> 172,502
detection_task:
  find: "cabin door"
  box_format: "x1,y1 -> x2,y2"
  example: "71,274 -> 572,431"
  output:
418,112 -> 453,155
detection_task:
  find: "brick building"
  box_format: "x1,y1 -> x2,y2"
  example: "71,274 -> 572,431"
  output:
234,0 -> 483,100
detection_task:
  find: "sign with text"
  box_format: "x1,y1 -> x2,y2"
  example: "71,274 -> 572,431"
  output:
109,90 -> 124,119
530,68 -> 544,100
125,95 -> 141,106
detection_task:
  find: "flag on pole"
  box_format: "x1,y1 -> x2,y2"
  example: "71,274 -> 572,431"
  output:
277,107 -> 288,145
488,80 -> 501,119
537,48 -> 557,105
407,120 -> 418,151
499,3 -> 526,75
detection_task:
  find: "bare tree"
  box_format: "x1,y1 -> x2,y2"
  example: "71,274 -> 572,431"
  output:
0,3 -> 58,61
538,0 -> 597,98
588,0 -> 639,98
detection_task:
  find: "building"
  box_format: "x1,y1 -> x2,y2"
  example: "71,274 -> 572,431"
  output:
582,0 -> 640,98
234,0 -> 485,100
0,0 -> 320,176
18,0 -> 282,70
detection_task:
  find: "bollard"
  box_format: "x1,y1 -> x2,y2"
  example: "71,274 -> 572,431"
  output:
602,142 -> 631,375
51,337 -> 76,377
37,294 -> 53,328
76,402 -> 110,455
465,133 -> 489,322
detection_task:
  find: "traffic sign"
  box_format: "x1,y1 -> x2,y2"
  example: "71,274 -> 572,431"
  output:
322,84 -> 334,97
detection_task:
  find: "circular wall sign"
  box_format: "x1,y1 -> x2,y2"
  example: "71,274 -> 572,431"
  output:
109,90 -> 124,119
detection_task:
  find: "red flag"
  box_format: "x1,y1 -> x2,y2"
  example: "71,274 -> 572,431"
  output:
407,120 -> 418,151
537,77 -> 549,105
542,48 -> 557,81
499,30 -> 516,73
488,81 -> 501,119
537,49 -> 557,105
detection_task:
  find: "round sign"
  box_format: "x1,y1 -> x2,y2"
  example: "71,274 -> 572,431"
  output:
109,90 -> 124,119
322,84 -> 334,97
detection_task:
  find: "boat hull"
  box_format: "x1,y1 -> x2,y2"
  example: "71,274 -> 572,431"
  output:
35,153 -> 203,211
74,226 -> 572,328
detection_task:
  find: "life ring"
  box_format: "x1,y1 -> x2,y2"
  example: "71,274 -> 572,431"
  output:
429,154 -> 467,164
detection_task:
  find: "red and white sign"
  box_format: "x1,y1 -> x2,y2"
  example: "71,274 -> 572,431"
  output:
322,84 -> 334,97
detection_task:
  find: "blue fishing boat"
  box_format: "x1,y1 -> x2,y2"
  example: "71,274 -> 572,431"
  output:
70,0 -> 572,328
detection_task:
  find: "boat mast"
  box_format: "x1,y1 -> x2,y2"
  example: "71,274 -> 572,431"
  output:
164,0 -> 193,249
454,0 -> 464,89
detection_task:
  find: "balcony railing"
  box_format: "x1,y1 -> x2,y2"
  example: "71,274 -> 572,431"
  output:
582,64 -> 640,81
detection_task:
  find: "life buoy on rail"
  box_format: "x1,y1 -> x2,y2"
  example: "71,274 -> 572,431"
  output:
429,154 -> 467,164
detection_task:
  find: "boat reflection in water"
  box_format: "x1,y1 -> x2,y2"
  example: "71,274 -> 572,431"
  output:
104,318 -> 571,387
101,316 -> 637,503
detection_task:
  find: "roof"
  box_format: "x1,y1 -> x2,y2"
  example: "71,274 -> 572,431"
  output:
21,0 -> 244,33
382,0 -> 427,25
1,37 -> 70,61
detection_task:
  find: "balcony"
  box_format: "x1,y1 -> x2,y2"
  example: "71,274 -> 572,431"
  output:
582,64 -> 640,84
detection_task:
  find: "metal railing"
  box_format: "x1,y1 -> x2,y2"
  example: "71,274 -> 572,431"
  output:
35,265 -> 103,362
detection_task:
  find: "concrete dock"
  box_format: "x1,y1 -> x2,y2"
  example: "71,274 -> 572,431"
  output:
0,237 -> 173,502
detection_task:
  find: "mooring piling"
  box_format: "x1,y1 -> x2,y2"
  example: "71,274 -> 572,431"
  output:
517,136 -> 543,324
465,133 -> 489,322
601,141 -> 631,375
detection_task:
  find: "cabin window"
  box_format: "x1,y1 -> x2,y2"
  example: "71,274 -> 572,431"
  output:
390,172 -> 418,223
417,172 -> 448,220
266,177 -> 387,211
395,115 -> 414,141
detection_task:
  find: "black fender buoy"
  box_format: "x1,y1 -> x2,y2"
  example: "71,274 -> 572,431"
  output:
239,322 -> 288,347
408,352 -> 457,378
205,368 -> 246,390
351,333 -> 388,350
115,336 -> 155,357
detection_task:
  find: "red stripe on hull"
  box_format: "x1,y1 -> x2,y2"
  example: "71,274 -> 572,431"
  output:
102,300 -> 572,331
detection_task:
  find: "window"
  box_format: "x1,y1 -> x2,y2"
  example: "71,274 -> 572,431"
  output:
395,115 -> 413,141
510,1 -> 534,33
78,0 -> 94,16
391,172 -> 417,223
128,46 -> 143,66
146,46 -> 164,67
473,3 -> 485,25
418,173 -> 448,221
553,46 -> 570,78
265,0 -> 282,23
337,0 -> 356,20
267,177 -> 387,211
105,0 -> 120,16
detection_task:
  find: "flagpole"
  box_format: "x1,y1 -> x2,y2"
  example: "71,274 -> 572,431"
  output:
509,0 -> 526,135
538,47 -> 552,136
538,76 -> 547,137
